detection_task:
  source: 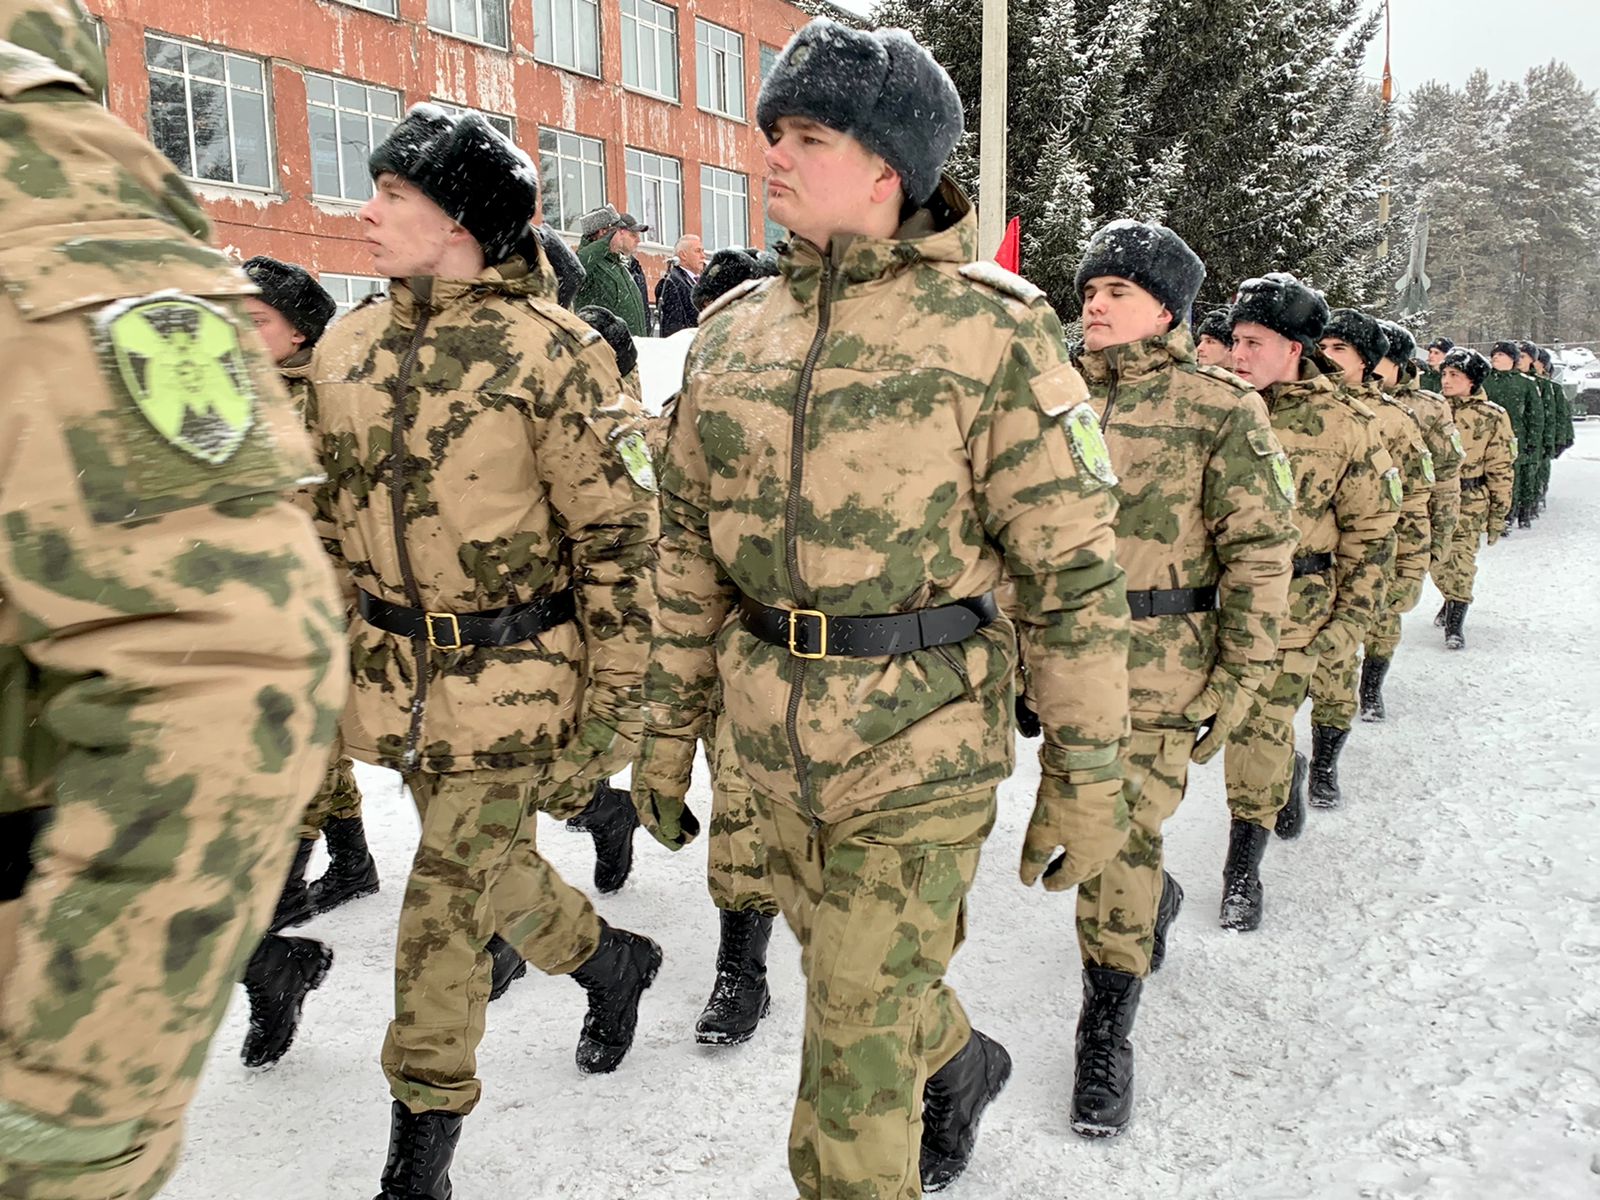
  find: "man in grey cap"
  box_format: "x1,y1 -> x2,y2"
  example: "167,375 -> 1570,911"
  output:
574,206 -> 651,335
633,16 -> 1129,1200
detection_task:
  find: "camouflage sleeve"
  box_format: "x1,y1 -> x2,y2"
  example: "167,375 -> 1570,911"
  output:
1203,398 -> 1296,693
1485,410 -> 1515,522
1328,422 -> 1398,636
642,364 -> 732,742
1393,423 -> 1433,583
299,377 -> 358,611
968,305 -> 1129,767
537,339 -> 659,731
1421,408 -> 1461,559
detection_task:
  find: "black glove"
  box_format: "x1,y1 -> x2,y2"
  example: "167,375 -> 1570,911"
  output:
1014,695 -> 1041,739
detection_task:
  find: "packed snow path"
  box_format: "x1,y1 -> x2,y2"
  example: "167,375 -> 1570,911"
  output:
167,424 -> 1600,1200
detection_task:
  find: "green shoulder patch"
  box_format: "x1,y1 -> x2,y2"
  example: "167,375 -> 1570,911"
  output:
1509,435 -> 1520,460
1271,453 -> 1296,505
1245,426 -> 1296,504
1421,450 -> 1436,484
1063,403 -> 1118,487
1449,428 -> 1464,457
101,295 -> 256,464
1382,467 -> 1402,507
616,429 -> 658,492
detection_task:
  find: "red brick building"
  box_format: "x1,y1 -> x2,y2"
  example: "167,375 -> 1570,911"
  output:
85,0 -> 828,312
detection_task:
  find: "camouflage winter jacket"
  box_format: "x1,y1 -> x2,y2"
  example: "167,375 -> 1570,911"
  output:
1260,360 -> 1398,649
1483,368 -> 1532,462
1351,382 -> 1431,585
647,178 -> 1130,823
1450,390 -> 1515,523
307,255 -> 658,774
1393,375 -> 1462,561
1075,328 -> 1296,726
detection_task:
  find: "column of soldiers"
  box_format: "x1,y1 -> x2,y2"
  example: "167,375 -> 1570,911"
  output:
0,6 -> 1583,1200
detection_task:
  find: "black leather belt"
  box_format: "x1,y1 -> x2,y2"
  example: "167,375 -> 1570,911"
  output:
1459,474 -> 1487,492
357,589 -> 576,650
1127,586 -> 1219,619
739,593 -> 998,659
1292,552 -> 1335,579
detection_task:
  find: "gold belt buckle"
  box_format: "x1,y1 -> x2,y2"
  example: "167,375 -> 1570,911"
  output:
425,611 -> 462,650
787,609 -> 828,659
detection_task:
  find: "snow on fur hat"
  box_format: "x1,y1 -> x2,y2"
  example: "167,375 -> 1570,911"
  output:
1537,347 -> 1553,370
577,305 -> 637,377
1426,336 -> 1454,353
369,105 -> 537,266
1075,219 -> 1206,329
1442,347 -> 1490,390
1489,339 -> 1521,363
692,247 -> 777,311
242,256 -> 336,346
756,19 -> 963,206
1378,319 -> 1416,367
1517,339 -> 1539,363
1230,272 -> 1329,354
1323,308 -> 1389,373
1195,308 -> 1234,346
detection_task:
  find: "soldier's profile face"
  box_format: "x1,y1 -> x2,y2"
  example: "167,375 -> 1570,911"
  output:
1491,351 -> 1515,371
1318,337 -> 1366,385
764,116 -> 898,249
242,296 -> 305,365
1079,276 -> 1172,353
1230,321 -> 1301,388
1427,347 -> 1446,367
359,173 -> 461,278
1195,334 -> 1232,368
1440,367 -> 1471,398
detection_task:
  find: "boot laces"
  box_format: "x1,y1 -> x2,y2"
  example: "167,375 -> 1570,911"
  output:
1078,1020 -> 1123,1090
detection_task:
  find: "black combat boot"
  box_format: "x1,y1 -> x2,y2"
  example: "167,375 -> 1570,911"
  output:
570,922 -> 662,1074
920,1028 -> 1012,1191
695,909 -> 775,1046
308,815 -> 379,915
1433,602 -> 1447,628
566,783 -> 639,894
1517,503 -> 1533,529
1358,655 -> 1391,723
241,934 -> 333,1069
269,838 -> 317,933
1149,871 -> 1183,974
1307,725 -> 1349,810
374,1100 -> 462,1200
1444,600 -> 1468,651
1219,819 -> 1270,931
1069,967 -> 1143,1138
486,934 -> 527,1002
1274,753 -> 1309,841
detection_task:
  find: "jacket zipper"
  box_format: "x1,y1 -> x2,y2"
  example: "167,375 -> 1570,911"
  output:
783,258 -> 834,821
390,284 -> 435,772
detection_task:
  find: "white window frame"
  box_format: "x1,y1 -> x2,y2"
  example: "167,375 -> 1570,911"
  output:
144,34 -> 274,190
626,147 -> 683,248
535,0 -> 601,78
620,0 -> 678,102
88,16 -> 109,105
305,72 -> 401,203
695,19 -> 744,120
332,0 -> 399,15
758,43 -> 780,82
700,164 -> 749,251
321,273 -> 388,317
538,127 -> 607,234
431,100 -> 516,143
427,0 -> 510,49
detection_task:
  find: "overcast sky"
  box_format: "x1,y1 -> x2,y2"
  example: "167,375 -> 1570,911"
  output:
822,0 -> 1598,94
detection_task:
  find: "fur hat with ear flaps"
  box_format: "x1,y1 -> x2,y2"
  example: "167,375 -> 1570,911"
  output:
755,19 -> 963,206
1229,272 -> 1329,355
1378,319 -> 1416,368
1323,308 -> 1390,374
242,256 -> 336,346
1074,219 -> 1206,331
1442,347 -> 1491,391
369,105 -> 538,267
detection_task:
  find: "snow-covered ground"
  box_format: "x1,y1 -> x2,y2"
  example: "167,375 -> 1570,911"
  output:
166,425 -> 1600,1200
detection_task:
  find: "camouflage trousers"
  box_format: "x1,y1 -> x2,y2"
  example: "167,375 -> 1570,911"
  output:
707,712 -> 778,916
756,787 -> 995,1200
1076,729 -> 1194,977
1309,637 -> 1360,732
1224,648 -> 1319,828
382,767 -> 601,1116
0,752 -> 323,1200
1365,575 -> 1426,659
1435,502 -> 1488,603
295,746 -> 361,841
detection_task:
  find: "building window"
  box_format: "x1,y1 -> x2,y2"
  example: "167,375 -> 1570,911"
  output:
695,19 -> 744,120
626,148 -> 682,248
620,0 -> 677,101
535,0 -> 600,77
321,273 -> 388,316
701,165 -> 748,250
306,73 -> 400,203
759,44 -> 780,81
538,127 -> 606,233
431,101 -> 515,142
427,0 -> 509,48
88,16 -> 108,105
145,35 -> 273,189
333,0 -> 398,14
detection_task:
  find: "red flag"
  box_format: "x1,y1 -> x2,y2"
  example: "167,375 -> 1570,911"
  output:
995,216 -> 1021,273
